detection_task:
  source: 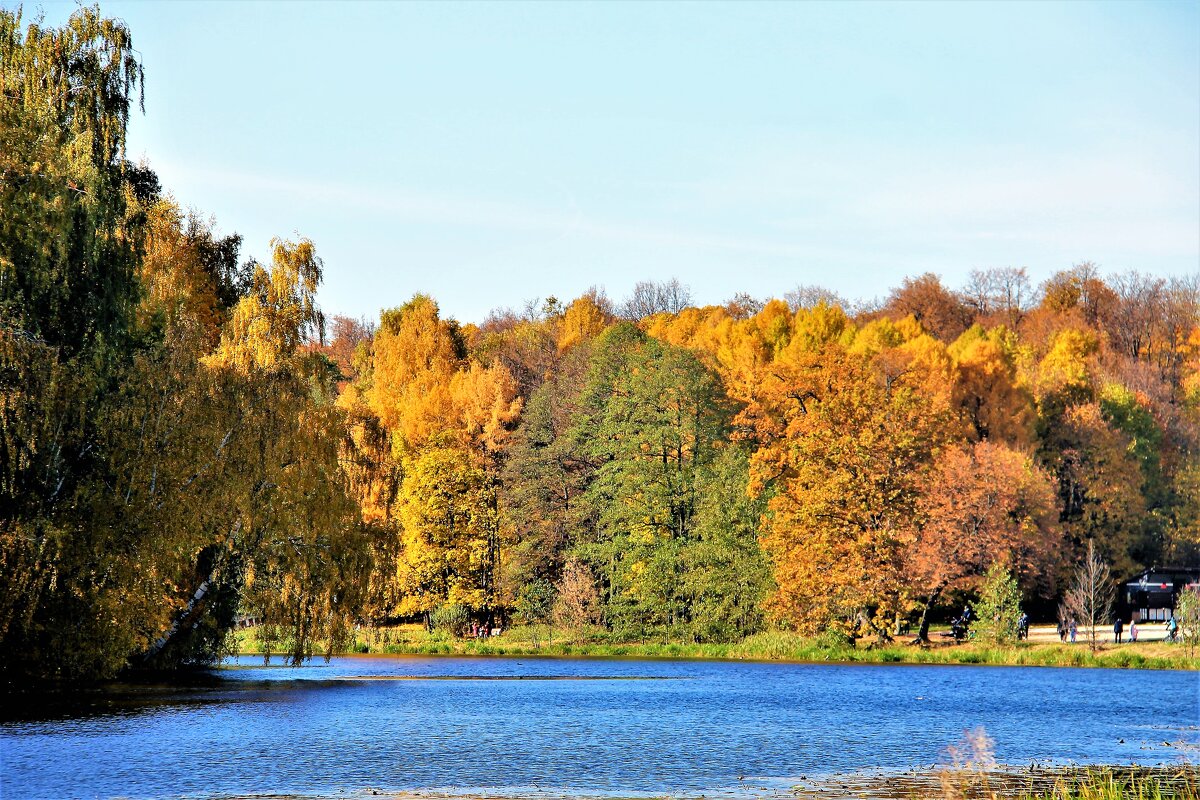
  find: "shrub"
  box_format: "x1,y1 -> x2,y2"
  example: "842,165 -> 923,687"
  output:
430,603 -> 470,637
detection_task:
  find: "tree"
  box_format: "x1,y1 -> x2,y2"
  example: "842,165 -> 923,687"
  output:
905,441 -> 1059,641
501,345 -> 594,591
744,343 -> 957,640
619,278 -> 692,320
553,558 -> 601,633
321,315 -> 374,380
724,293 -> 765,320
515,578 -> 555,646
0,5 -> 145,353
680,446 -> 773,641
556,291 -> 611,353
971,563 -> 1023,644
961,267 -> 1033,328
883,273 -> 972,342
1048,403 -> 1148,580
146,236 -> 365,668
205,237 -> 324,373
949,326 -> 1035,447
1,7 -> 158,681
574,331 -> 735,639
1060,540 -> 1115,652
784,285 -> 848,313
394,446 -> 502,621
364,294 -> 462,452
1175,587 -> 1200,659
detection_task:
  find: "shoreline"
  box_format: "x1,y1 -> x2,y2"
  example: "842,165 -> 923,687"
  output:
229,648 -> 1199,673
138,765 -> 1200,800
232,626 -> 1200,672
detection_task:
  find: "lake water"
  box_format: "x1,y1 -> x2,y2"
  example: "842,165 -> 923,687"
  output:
2,655 -> 1197,799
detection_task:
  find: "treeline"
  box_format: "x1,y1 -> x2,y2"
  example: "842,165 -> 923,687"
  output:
3,8 -> 1198,684
331,264 -> 1198,647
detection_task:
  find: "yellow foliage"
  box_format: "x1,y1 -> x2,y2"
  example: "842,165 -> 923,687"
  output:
136,199 -> 222,341
847,316 -> 922,356
366,295 -> 460,451
556,295 -> 609,353
1036,328 -> 1098,404
204,237 -> 323,374
451,361 -> 523,454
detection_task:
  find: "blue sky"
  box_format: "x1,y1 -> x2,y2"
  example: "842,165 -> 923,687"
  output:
26,1 -> 1200,323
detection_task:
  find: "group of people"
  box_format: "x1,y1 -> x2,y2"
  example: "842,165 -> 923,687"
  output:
1115,615 -> 1180,643
949,608 -> 1182,644
467,621 -> 497,639
1056,615 -> 1184,644
1056,618 -> 1079,643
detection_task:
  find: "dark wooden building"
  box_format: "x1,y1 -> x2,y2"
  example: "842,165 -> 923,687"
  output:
1123,567 -> 1200,622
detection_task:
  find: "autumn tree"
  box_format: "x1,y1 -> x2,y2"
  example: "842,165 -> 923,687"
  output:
553,558 -> 602,632
883,273 -> 972,342
394,446 -> 502,622
344,294 -> 521,626
556,290 -> 612,353
949,325 -> 1036,447
904,441 -> 1059,641
744,341 -> 957,640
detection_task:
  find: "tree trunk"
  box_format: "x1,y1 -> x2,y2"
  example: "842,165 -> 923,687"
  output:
141,520 -> 242,663
915,587 -> 942,644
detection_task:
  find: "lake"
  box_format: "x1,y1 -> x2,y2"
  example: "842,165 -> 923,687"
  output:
2,655 -> 1197,799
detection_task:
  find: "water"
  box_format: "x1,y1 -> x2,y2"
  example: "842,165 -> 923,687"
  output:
2,656 -> 1197,799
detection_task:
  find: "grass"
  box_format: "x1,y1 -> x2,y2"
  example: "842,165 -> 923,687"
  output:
921,729 -> 1199,800
233,624 -> 1199,670
1020,768 -> 1200,799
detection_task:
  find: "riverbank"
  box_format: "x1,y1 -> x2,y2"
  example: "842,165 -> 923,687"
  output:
791,765 -> 1200,799
234,625 -> 1199,670
162,766 -> 1200,800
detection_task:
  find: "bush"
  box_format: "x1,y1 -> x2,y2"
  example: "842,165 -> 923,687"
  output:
430,603 -> 470,637
814,627 -> 853,650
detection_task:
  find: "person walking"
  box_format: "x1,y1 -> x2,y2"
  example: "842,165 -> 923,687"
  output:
1114,617 -> 1124,644
1129,617 -> 1138,642
1069,620 -> 1077,644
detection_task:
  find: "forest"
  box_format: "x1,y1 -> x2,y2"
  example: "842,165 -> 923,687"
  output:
2,7 -> 1198,684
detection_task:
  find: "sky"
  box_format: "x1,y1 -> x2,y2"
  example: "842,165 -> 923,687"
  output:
23,0 -> 1200,323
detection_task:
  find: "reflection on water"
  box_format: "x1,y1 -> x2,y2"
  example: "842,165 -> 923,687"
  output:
2,656 -> 1198,799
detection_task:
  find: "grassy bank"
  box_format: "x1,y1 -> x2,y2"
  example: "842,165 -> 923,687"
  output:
1023,768 -> 1199,800
793,766 -> 1200,799
234,625 -> 1199,670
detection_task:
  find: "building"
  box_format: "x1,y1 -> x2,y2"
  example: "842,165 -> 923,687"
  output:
1123,567 -> 1200,622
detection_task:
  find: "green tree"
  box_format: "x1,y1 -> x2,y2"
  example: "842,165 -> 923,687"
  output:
571,327 -> 745,640
680,447 -> 773,641
971,563 -> 1022,644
